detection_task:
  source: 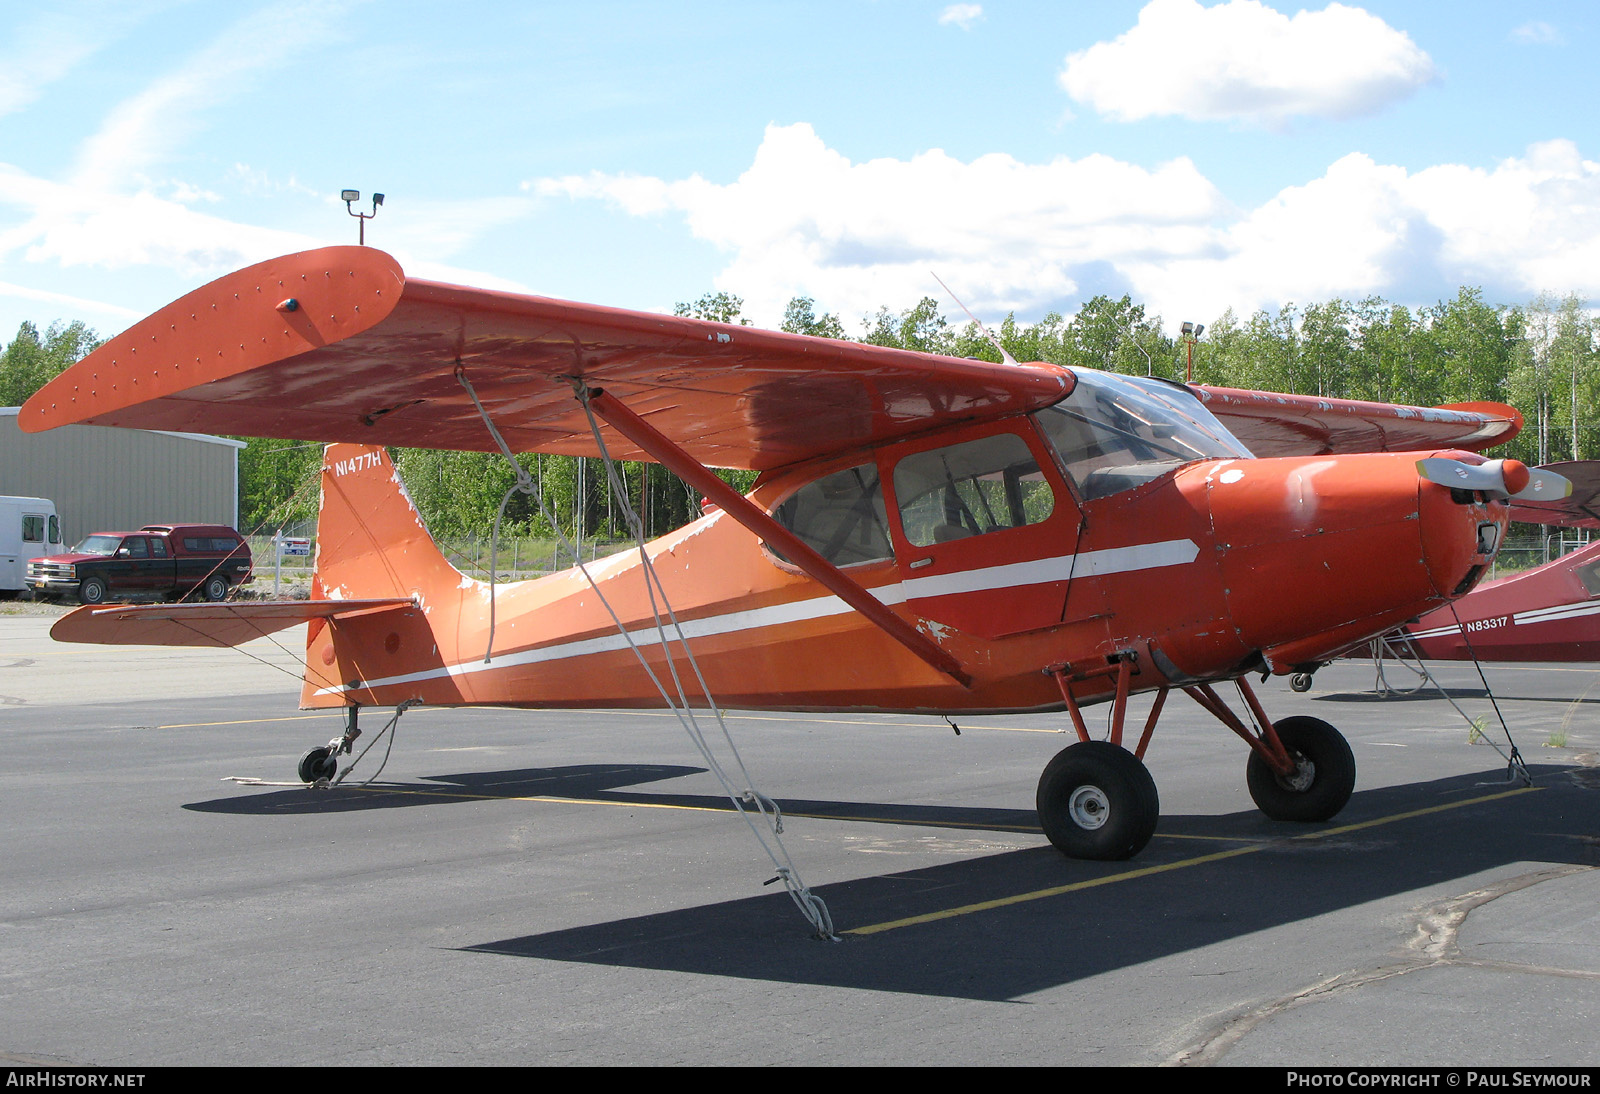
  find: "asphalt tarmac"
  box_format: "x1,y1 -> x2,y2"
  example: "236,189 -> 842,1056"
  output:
1,612 -> 1596,1066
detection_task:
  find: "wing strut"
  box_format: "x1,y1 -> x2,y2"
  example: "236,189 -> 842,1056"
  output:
582,386 -> 973,688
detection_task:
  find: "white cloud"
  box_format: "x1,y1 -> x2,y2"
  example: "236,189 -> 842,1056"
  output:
1059,0 -> 1436,126
0,280 -> 142,321
532,124 -> 1600,333
1511,21 -> 1561,45
938,5 -> 984,30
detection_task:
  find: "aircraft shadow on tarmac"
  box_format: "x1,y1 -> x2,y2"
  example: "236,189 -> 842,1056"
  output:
184,761 -> 1045,830
183,763 -> 713,815
453,765 -> 1596,1002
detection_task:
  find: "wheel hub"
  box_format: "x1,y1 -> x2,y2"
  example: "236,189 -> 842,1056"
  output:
1067,785 -> 1110,829
1277,751 -> 1316,792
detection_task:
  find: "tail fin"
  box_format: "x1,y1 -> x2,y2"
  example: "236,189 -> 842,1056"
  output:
304,444 -> 468,707
314,444 -> 463,599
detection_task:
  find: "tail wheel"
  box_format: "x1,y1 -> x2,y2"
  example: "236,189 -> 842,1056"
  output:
1289,672 -> 1314,693
1036,741 -> 1160,860
298,746 -> 338,784
1246,716 -> 1355,822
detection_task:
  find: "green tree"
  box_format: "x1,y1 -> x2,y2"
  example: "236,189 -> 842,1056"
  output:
781,297 -> 847,340
0,320 -> 100,405
675,292 -> 752,325
861,297 -> 954,354
237,440 -> 323,533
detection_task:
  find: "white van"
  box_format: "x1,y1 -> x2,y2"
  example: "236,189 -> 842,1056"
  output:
0,496 -> 63,598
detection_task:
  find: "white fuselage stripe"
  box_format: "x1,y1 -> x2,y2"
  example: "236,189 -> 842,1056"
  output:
314,538 -> 1199,696
1406,597 -> 1600,641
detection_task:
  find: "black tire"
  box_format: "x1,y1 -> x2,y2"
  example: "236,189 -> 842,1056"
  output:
1036,741 -> 1160,860
1289,672 -> 1313,693
1246,716 -> 1355,822
78,577 -> 109,605
202,575 -> 229,602
297,746 -> 338,784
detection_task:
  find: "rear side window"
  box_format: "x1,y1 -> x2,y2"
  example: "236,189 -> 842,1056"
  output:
184,537 -> 242,552
22,515 -> 43,542
893,433 -> 1055,547
769,464 -> 892,566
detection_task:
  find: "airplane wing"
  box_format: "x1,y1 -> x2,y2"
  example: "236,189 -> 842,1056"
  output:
1509,461 -> 1600,529
50,598 -> 417,648
1193,387 -> 1522,456
19,247 -> 1072,472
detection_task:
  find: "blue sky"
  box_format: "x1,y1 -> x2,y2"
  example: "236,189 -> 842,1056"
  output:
0,0 -> 1595,345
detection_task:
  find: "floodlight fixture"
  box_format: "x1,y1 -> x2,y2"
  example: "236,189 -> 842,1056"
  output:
342,188 -> 383,245
1180,320 -> 1203,382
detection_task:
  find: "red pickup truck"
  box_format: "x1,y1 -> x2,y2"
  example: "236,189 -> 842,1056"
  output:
27,524 -> 254,605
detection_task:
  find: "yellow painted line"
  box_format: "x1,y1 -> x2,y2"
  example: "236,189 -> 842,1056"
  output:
156,708 -> 449,729
566,708 -> 1066,733
844,785 -> 1544,936
849,846 -> 1263,935
346,784 -> 733,814
333,783 -> 1046,831
1289,786 -> 1539,839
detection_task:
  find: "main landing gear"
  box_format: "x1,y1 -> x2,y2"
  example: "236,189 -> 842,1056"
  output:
1039,658 -> 1355,860
298,707 -> 362,786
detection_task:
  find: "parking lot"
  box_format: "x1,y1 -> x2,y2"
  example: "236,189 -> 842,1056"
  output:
1,612 -> 1596,1066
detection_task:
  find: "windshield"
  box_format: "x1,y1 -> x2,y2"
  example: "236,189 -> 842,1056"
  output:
71,535 -> 122,556
1035,370 -> 1251,501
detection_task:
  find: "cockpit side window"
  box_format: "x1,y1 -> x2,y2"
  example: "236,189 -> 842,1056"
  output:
1036,371 -> 1251,501
893,432 -> 1055,547
768,463 -> 893,566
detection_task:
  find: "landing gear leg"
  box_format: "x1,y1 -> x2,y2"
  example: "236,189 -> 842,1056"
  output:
1184,679 -> 1355,823
298,706 -> 361,786
1041,655 -> 1162,860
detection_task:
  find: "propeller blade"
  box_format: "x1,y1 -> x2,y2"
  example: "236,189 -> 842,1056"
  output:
1514,465 -> 1573,501
1416,458 -> 1572,500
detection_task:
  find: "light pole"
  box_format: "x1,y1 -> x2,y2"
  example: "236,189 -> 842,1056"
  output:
1180,321 -> 1205,382
342,189 -> 384,245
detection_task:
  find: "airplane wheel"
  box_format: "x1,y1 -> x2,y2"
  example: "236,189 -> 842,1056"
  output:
298,746 -> 338,784
1290,672 -> 1313,693
1036,741 -> 1159,860
1247,716 -> 1355,822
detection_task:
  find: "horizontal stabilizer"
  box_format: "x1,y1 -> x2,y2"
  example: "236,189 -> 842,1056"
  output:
50,598 -> 417,647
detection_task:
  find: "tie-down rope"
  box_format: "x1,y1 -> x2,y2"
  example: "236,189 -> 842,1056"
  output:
454,368 -> 837,940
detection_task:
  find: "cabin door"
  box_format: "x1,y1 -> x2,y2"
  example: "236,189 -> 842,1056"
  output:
883,418 -> 1082,639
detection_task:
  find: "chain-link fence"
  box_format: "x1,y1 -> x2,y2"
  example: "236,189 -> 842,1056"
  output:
245,533 -> 640,595
1490,532 -> 1594,580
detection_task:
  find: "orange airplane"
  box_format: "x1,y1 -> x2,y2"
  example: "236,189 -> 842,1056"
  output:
21,246 -> 1560,864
